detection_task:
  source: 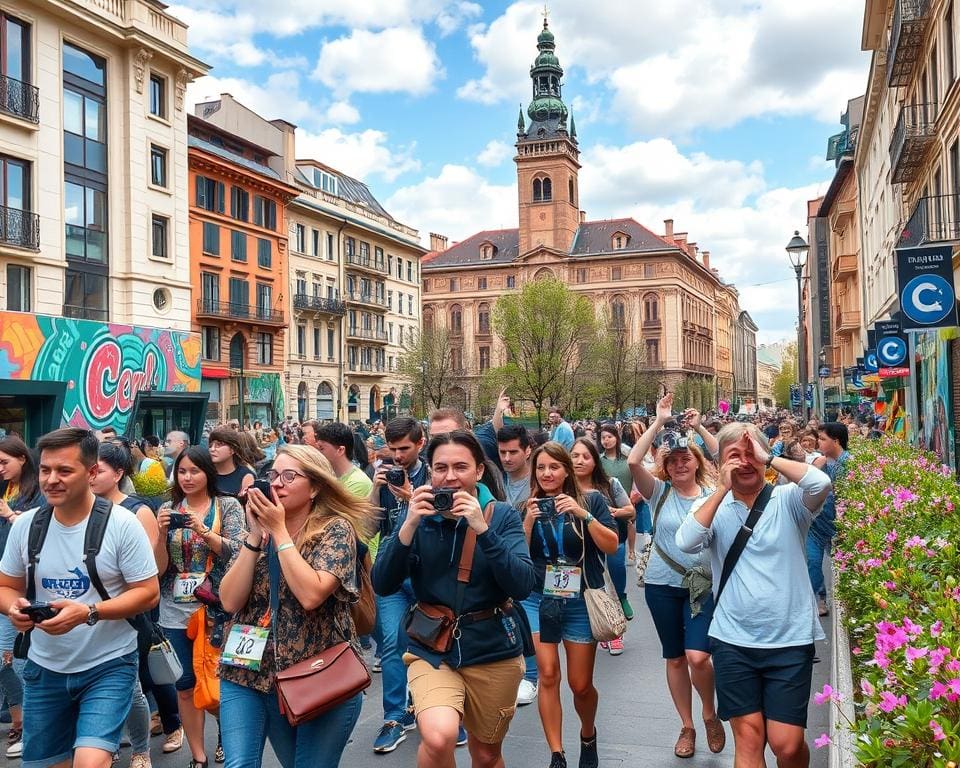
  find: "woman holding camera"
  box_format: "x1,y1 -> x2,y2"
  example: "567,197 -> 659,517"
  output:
627,394 -> 725,759
156,447 -> 245,768
372,430 -> 536,768
523,441 -> 618,768
218,445 -> 372,768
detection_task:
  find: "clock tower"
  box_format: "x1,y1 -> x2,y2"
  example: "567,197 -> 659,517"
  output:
516,18 -> 581,256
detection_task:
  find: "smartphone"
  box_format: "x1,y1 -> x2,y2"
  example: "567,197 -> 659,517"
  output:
251,478 -> 272,498
21,602 -> 59,622
167,512 -> 189,529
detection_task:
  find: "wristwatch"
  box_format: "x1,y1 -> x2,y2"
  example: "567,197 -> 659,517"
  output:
765,454 -> 775,468
86,604 -> 100,626
583,512 -> 595,526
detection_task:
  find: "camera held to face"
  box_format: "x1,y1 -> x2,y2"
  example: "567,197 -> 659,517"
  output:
432,487 -> 456,514
385,467 -> 406,487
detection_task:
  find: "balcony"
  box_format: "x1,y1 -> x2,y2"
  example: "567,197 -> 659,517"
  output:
347,361 -> 386,376
890,102 -> 938,184
346,326 -> 389,343
831,253 -> 858,282
898,194 -> 960,246
887,0 -> 932,87
0,75 -> 39,124
0,206 -> 39,250
835,309 -> 861,335
345,252 -> 387,275
345,291 -> 388,310
292,293 -> 345,316
195,299 -> 285,326
642,317 -> 662,329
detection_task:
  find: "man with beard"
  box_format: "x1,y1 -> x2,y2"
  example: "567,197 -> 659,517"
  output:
676,423 -> 831,768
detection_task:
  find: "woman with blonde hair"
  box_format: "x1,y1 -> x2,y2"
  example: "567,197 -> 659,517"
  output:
218,445 -> 374,768
628,394 -> 725,759
523,441 -> 618,768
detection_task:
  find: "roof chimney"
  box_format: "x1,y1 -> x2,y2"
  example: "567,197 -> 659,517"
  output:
429,233 -> 449,252
674,232 -> 687,249
702,250 -> 711,270
664,219 -> 674,241
689,242 -> 698,259
579,210 -> 587,224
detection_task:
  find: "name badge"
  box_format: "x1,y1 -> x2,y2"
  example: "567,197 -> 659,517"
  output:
543,564 -> 582,599
221,624 -> 270,671
173,572 -> 205,603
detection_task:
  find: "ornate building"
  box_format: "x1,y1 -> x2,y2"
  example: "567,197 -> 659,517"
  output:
422,20 -> 756,410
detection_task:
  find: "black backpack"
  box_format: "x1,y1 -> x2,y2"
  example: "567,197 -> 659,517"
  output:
14,496 -> 160,659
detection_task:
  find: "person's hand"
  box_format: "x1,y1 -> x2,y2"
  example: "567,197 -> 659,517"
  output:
37,600 -> 90,636
629,489 -> 643,505
655,393 -> 673,424
246,487 -> 286,539
718,456 -> 742,491
453,491 -> 487,533
0,498 -> 15,522
388,473 -> 413,503
683,409 -> 702,430
523,498 -> 542,533
372,465 -> 388,489
244,500 -> 264,543
7,598 -> 33,632
183,508 -> 207,533
157,507 -> 172,532
743,431 -> 770,466
401,485 -> 436,536
554,493 -> 586,520
495,388 -> 511,416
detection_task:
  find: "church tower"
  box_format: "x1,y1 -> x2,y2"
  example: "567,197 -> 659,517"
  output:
516,17 -> 581,256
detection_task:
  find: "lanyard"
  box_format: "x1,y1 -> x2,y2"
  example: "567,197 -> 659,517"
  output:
536,516 -> 566,563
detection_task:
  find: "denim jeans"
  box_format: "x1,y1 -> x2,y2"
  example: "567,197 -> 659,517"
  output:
21,650 -> 139,768
520,594 -> 540,684
220,680 -> 362,768
607,542 -> 627,599
806,531 -> 829,598
375,580 -> 416,721
0,614 -> 23,708
635,500 -> 652,534
125,678 -> 150,754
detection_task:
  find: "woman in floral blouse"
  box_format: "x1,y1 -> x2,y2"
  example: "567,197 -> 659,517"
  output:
218,445 -> 374,768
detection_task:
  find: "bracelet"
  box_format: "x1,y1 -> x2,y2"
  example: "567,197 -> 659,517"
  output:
242,539 -> 262,553
198,527 -> 212,536
583,512 -> 595,526
765,455 -> 775,468
276,542 -> 296,553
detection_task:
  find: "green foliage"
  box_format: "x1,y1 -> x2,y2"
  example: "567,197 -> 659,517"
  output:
772,343 -> 797,408
396,325 -> 464,416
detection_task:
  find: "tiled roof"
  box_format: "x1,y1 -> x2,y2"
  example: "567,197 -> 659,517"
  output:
297,165 -> 395,221
424,229 -> 520,268
188,135 -> 281,181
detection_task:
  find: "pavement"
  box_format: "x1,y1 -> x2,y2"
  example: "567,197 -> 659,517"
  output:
6,568 -> 831,768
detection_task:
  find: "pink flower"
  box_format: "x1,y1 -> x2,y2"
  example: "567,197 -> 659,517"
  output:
905,646 -> 929,664
878,692 -> 907,712
930,681 -> 949,700
883,581 -> 897,591
814,733 -> 832,749
931,620 -> 944,637
886,530 -> 899,543
947,660 -> 960,673
860,679 -> 875,697
930,720 -> 946,741
814,684 -> 835,706
903,617 -> 923,636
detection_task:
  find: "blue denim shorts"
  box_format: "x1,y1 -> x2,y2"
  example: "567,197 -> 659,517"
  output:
527,590 -> 594,644
644,582 -> 714,659
22,650 -> 139,768
163,627 -> 196,691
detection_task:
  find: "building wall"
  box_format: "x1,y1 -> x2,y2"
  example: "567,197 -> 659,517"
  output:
827,169 -> 862,376
0,0 -> 204,329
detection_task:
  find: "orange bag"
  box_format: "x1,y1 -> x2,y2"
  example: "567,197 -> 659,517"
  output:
187,607 -> 221,712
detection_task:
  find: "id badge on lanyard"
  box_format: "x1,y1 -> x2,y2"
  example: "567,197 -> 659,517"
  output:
221,624 -> 270,671
173,572 -> 205,603
540,517 -> 582,599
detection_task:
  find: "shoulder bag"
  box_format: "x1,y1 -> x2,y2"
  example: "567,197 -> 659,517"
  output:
579,514 -> 627,643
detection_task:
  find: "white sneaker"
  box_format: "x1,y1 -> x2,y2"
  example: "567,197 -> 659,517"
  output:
6,739 -> 22,759
516,679 -> 538,706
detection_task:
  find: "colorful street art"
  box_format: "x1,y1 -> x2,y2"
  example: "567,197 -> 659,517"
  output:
0,311 -> 201,432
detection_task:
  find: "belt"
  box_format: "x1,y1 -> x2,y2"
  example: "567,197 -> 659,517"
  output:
457,599 -> 513,627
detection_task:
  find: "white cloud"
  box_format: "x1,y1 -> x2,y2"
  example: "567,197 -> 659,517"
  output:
296,129 -> 420,183
386,165 -> 517,243
325,100 -> 361,125
187,71 -> 313,125
458,0 -> 869,133
435,1 -> 483,36
313,27 -> 443,97
476,140 -> 513,167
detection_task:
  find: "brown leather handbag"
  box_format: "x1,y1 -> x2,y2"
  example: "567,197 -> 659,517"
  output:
351,550 -> 377,636
275,641 -> 371,726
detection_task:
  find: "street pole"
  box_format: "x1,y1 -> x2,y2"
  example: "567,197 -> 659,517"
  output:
794,263 -> 807,421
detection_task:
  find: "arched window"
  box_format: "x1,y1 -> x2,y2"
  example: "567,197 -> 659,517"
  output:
534,267 -> 555,281
542,177 -> 552,201
450,304 -> 462,333
569,177 -> 575,205
533,178 -> 543,202
643,293 -> 660,323
423,307 -> 434,331
317,382 -> 334,419
611,299 -> 626,329
228,333 -> 246,369
297,382 -> 308,422
477,302 -> 490,333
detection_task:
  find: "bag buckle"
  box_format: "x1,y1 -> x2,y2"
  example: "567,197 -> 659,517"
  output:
310,658 -> 326,669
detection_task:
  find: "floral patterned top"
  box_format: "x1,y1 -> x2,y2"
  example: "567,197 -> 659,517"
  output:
219,516 -> 360,693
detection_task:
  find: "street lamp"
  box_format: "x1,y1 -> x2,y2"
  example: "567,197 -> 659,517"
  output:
786,230 -> 810,419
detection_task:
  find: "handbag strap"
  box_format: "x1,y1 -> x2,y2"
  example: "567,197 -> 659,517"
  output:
454,502 -> 494,615
715,484 -> 774,606
651,482 -> 671,537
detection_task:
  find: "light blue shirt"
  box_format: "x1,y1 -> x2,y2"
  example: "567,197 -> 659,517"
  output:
675,467 -> 832,648
550,421 -> 575,450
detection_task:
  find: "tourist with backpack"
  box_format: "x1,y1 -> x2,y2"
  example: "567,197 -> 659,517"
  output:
0,428 -> 159,768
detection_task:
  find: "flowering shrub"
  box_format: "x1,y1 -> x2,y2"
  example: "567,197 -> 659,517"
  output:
826,436 -> 960,766
131,461 -> 169,499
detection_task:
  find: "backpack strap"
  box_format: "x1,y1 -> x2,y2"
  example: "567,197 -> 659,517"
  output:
651,482 -> 672,537
715,484 -> 774,606
25,505 -> 54,603
454,502 -> 495,615
84,497 -> 145,636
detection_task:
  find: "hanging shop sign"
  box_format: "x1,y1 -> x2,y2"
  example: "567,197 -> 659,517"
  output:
895,244 -> 959,332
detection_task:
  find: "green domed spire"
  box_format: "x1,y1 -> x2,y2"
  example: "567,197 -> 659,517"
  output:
526,17 -> 568,127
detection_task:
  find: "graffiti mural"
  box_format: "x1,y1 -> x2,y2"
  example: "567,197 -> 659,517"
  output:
0,312 -> 201,431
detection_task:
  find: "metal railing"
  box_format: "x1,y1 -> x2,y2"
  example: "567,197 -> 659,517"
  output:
345,291 -> 387,308
346,327 -> 389,342
887,0 -> 932,87
63,304 -> 108,321
898,194 -> 960,246
292,293 -> 345,315
345,252 -> 387,273
890,101 -> 938,184
347,362 -> 386,373
0,205 -> 39,249
0,74 -> 39,123
196,299 -> 284,324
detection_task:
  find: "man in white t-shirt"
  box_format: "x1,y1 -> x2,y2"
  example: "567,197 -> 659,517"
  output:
0,428 -> 159,768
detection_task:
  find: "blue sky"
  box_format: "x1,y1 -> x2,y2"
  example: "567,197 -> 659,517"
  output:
175,0 -> 872,344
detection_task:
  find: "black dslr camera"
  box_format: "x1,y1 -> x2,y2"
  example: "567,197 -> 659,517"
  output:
432,488 -> 456,514
385,467 -> 406,487
536,497 -> 558,520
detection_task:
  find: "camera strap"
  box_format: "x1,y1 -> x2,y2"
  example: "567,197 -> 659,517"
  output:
454,502 -> 494,616
715,483 -> 774,606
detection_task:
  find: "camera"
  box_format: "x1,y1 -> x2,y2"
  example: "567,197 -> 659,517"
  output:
432,487 -> 456,514
168,512 -> 189,530
658,431 -> 689,452
385,467 -> 406,487
21,602 -> 59,622
536,497 -> 558,519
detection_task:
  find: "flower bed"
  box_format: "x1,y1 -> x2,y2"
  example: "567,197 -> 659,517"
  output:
822,436 -> 960,766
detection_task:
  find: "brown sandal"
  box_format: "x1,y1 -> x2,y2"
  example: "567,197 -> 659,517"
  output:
674,727 -> 696,758
704,717 -> 726,753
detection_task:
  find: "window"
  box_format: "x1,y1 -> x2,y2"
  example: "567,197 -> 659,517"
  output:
345,237 -> 355,258
312,229 -> 320,257
388,254 -> 393,273
149,74 -> 166,118
612,299 -> 626,329
388,322 -> 394,342
407,261 -> 413,281
450,277 -> 459,292
611,266 -> 622,280
479,346 -> 490,372
0,155 -> 33,247
327,233 -> 334,260
256,283 -> 272,319
257,238 -> 271,268
295,224 -> 306,253
375,247 -> 384,270
478,277 -> 487,290
644,294 -> 660,322
387,290 -> 393,310
0,13 -> 32,121
949,3 -> 957,85
64,182 -> 107,263
150,145 -> 167,187
151,215 -> 168,258
408,295 -> 413,315
296,325 -> 306,358
506,275 -> 516,288
644,264 -> 654,278
478,303 -> 490,333
295,276 -> 306,296
311,168 -> 339,195
313,328 -> 321,360
256,333 -> 273,365
195,176 -> 225,213
645,338 -> 660,364
533,176 -> 552,202
450,347 -> 463,371
63,269 -> 107,320
327,328 -> 335,361
614,236 -> 624,250
63,42 -> 104,86
397,257 -> 403,279
360,241 -> 370,260
6,264 -> 30,311
201,272 -> 219,309
63,45 -> 106,174
253,196 -> 276,230
201,326 -> 220,360
230,187 -> 248,221
202,222 -> 220,255
450,304 -> 462,333
569,177 -> 575,204
228,278 -> 250,319
932,43 -> 940,106
230,230 -> 246,262
576,268 -> 587,283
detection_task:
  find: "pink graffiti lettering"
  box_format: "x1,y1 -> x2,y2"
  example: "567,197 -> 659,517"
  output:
86,341 -> 159,421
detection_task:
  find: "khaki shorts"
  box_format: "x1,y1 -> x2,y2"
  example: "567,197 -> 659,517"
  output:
405,654 -> 524,744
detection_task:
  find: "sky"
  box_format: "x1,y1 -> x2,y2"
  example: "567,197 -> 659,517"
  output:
173,0 -> 872,345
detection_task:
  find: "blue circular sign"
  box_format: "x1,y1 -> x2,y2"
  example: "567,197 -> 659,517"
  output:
864,352 -> 879,372
877,336 -> 907,366
902,274 -> 955,325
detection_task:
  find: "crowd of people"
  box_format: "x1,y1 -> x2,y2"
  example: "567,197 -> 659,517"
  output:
0,391 -> 853,768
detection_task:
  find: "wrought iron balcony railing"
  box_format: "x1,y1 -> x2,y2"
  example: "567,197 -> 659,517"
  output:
887,0 -> 932,87
0,205 -> 39,249
0,74 -> 39,123
898,194 -> 960,246
292,293 -> 346,315
890,101 -> 938,184
196,299 -> 285,324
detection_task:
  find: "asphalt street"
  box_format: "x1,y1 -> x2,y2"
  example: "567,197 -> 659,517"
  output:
7,570 -> 831,768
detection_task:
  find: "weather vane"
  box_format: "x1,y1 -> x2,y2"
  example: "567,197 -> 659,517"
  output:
543,4 -> 549,25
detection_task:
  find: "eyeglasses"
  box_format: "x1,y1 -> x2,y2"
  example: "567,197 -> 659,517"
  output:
264,469 -> 308,485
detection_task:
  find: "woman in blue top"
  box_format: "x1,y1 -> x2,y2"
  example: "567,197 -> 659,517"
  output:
523,441 -> 618,768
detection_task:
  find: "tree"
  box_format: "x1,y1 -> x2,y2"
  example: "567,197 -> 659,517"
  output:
772,343 -> 797,409
396,325 -> 465,416
491,277 -> 596,427
591,307 -> 648,418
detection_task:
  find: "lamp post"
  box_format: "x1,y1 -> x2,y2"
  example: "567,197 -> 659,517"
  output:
786,230 -> 810,420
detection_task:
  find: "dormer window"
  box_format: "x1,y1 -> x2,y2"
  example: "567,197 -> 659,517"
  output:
611,231 -> 630,250
479,241 -> 497,261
